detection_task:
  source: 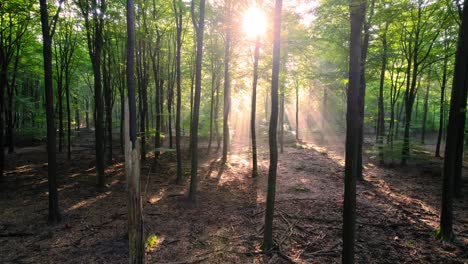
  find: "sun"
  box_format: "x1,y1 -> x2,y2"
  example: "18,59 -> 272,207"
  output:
242,6 -> 267,39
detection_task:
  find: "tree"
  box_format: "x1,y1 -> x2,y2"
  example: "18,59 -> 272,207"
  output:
222,3 -> 232,165
77,0 -> 107,188
356,0 -> 375,179
0,1 -> 30,181
173,0 -> 184,184
126,0 -> 144,260
343,0 -> 365,262
39,0 -> 64,224
438,0 -> 468,242
54,17 -> 77,160
400,0 -> 445,165
376,21 -> 389,166
263,0 -> 283,251
250,37 -> 260,178
188,0 -> 206,203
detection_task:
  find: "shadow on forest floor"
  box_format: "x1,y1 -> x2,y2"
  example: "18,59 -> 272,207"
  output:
0,130 -> 467,263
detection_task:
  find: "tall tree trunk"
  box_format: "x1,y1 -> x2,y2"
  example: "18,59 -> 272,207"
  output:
215,77 -> 221,150
39,0 -> 61,224
77,0 -> 107,188
103,47 -> 113,163
66,65 -> 72,159
151,32 -> 162,159
125,0 -> 144,260
439,0 -> 468,240
421,70 -> 431,145
377,22 -> 388,166
356,0 -> 374,179
295,80 -> 299,142
343,1 -> 365,262
174,0 -> 183,184
0,49 -> 6,182
279,88 -> 284,154
188,0 -> 206,203
263,0 -> 282,251
208,70 -> 216,153
251,38 -> 260,177
222,21 -> 231,164
436,52 -> 449,157
57,72 -> 63,153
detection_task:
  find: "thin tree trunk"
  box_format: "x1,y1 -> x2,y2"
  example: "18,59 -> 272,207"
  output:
357,0 -> 374,179
188,0 -> 206,203
436,53 -> 448,157
295,80 -> 299,142
251,38 -> 260,177
421,71 -> 431,145
174,0 -> 183,184
222,23 -> 231,164
39,0 -> 61,224
263,0 -> 282,251
377,23 -> 388,166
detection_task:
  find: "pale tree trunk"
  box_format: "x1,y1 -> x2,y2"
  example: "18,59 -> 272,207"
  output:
251,38 -> 260,177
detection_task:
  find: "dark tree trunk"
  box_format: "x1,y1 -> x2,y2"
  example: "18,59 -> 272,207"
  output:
6,45 -> 20,154
215,77 -> 221,150
263,0 -> 282,251
57,69 -> 63,153
39,0 -> 61,224
421,70 -> 431,145
439,0 -> 468,240
103,47 -> 113,163
136,38 -> 149,161
66,67 -> 72,159
343,1 -> 365,262
188,0 -> 206,203
208,69 -> 216,153
173,0 -> 183,184
251,38 -> 260,177
77,0 -> 107,188
356,0 -> 374,179
436,51 -> 449,157
377,22 -> 388,166
279,86 -> 284,154
126,0 -> 144,260
151,32 -> 162,159
0,48 -> 7,182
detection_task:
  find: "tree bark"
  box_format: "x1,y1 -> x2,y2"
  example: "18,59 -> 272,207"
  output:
377,22 -> 388,166
343,1 -> 365,262
439,0 -> 468,240
251,38 -> 260,177
263,0 -> 282,251
126,0 -> 144,260
188,0 -> 206,203
421,70 -> 431,145
173,0 -> 183,184
39,0 -> 61,224
435,50 -> 449,157
222,20 -> 231,164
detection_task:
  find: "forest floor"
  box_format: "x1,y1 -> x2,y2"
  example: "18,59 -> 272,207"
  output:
0,128 -> 467,264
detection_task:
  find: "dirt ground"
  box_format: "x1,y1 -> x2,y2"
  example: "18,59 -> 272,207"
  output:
0,129 -> 467,263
